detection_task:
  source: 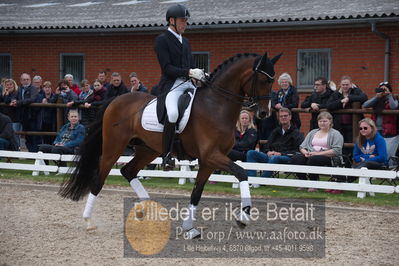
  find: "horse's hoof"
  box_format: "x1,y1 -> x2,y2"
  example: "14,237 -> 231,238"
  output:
184,228 -> 201,239
236,207 -> 251,229
84,218 -> 97,231
235,219 -> 247,229
86,225 -> 97,231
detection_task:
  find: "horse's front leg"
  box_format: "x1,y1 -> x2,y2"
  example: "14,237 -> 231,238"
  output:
182,165 -> 213,239
226,161 -> 252,228
206,153 -> 252,228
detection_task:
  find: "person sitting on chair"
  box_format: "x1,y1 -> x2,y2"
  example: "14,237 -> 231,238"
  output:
228,109 -> 258,162
352,118 -> 388,169
290,111 -> 344,192
246,108 -> 303,180
154,4 -> 205,170
38,109 -> 85,166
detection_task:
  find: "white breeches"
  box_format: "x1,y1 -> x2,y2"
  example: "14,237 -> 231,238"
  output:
165,78 -> 196,123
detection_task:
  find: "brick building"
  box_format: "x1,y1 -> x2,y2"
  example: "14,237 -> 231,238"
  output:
0,0 -> 398,131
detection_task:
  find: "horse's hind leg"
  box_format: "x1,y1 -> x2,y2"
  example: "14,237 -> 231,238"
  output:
121,144 -> 159,200
83,131 -> 131,231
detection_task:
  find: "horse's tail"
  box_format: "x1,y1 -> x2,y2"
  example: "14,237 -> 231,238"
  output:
58,100 -> 111,201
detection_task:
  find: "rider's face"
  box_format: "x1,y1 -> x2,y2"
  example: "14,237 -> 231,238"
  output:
171,17 -> 188,34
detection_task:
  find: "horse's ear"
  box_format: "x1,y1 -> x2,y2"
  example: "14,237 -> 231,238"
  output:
271,53 -> 283,65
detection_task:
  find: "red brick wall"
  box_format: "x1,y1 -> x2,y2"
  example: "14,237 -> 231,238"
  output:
1,24 -> 398,133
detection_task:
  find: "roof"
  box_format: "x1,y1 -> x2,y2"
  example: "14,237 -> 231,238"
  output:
0,0 -> 398,32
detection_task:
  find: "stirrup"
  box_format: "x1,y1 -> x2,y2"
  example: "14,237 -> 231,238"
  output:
162,153 -> 175,171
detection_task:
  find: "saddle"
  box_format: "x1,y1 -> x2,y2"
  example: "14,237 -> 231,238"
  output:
141,88 -> 196,161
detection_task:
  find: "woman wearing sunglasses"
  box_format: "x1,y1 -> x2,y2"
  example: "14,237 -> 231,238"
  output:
352,118 -> 388,169
362,82 -> 398,137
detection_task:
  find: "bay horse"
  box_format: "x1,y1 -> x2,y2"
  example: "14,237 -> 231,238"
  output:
59,51 -> 281,238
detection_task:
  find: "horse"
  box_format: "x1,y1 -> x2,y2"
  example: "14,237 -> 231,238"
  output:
59,51 -> 281,238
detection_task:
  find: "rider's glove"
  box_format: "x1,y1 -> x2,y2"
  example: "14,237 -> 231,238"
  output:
189,68 -> 206,81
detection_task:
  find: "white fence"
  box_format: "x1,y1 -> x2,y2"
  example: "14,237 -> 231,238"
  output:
0,150 -> 398,199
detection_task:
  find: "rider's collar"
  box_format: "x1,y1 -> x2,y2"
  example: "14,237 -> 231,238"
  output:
168,27 -> 182,44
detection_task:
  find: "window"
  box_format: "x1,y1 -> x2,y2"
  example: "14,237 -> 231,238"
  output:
192,52 -> 209,73
297,49 -> 331,90
60,54 -> 84,83
0,54 -> 11,79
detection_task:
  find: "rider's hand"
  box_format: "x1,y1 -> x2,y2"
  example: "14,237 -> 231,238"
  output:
189,68 -> 205,81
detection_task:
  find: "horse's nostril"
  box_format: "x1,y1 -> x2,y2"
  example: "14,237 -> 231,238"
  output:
259,111 -> 267,119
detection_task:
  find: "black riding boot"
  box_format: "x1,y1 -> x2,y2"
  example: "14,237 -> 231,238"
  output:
162,121 -> 176,171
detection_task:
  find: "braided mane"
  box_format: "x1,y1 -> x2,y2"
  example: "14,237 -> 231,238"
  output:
208,53 -> 258,83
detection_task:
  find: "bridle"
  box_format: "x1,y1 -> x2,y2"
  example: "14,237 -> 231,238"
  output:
244,56 -> 275,108
208,55 -> 275,109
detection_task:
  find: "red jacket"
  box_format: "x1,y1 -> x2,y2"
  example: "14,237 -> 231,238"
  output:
70,84 -> 81,96
372,101 -> 397,137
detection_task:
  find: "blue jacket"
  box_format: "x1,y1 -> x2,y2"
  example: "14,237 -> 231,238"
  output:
53,123 -> 85,148
353,132 -> 388,165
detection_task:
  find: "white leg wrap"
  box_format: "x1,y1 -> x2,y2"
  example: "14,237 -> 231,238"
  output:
130,178 -> 150,200
83,193 -> 97,219
239,181 -> 252,208
182,204 -> 197,231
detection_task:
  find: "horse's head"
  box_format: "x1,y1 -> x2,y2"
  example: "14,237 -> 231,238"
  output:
243,52 -> 282,119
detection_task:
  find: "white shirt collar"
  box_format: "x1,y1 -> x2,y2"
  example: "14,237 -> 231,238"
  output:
168,27 -> 182,44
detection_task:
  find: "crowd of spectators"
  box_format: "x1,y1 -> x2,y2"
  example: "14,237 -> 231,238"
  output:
0,71 -> 149,152
224,73 -> 398,190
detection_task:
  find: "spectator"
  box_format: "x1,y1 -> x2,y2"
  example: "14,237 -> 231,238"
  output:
246,108 -> 303,181
9,73 -> 39,152
67,79 -> 93,127
352,118 -> 388,169
255,91 -> 278,146
227,109 -> 258,162
362,81 -> 398,137
0,112 -> 19,151
54,79 -> 78,123
38,109 -> 85,166
327,75 -> 368,144
290,111 -> 344,192
1,79 -> 19,123
97,71 -> 110,89
271,72 -> 301,129
103,72 -> 129,101
85,80 -> 107,121
32,75 -> 43,92
301,77 -> 334,130
37,81 -> 57,145
128,72 -> 148,93
64,74 -> 81,96
55,79 -> 78,104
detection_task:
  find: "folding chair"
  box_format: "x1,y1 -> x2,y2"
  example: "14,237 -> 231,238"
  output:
377,135 -> 399,185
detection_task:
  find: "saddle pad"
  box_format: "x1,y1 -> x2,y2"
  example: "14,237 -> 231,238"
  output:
141,89 -> 196,133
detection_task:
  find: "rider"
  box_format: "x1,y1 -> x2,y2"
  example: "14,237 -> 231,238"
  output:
155,4 -> 205,170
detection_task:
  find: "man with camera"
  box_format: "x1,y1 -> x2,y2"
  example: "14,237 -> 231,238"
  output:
363,82 -> 398,137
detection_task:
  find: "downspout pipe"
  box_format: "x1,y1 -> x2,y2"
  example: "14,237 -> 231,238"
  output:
371,22 -> 390,82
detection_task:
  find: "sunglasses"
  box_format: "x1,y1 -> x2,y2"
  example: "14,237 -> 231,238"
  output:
379,81 -> 389,86
359,127 -> 369,130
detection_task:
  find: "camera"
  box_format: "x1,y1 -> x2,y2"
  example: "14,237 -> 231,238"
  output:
375,87 -> 385,93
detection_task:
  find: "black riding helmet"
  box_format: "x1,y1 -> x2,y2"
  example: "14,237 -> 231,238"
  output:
166,4 -> 190,22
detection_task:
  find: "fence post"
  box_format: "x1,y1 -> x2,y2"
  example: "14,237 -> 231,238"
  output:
352,102 -> 361,141
56,97 -> 64,130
